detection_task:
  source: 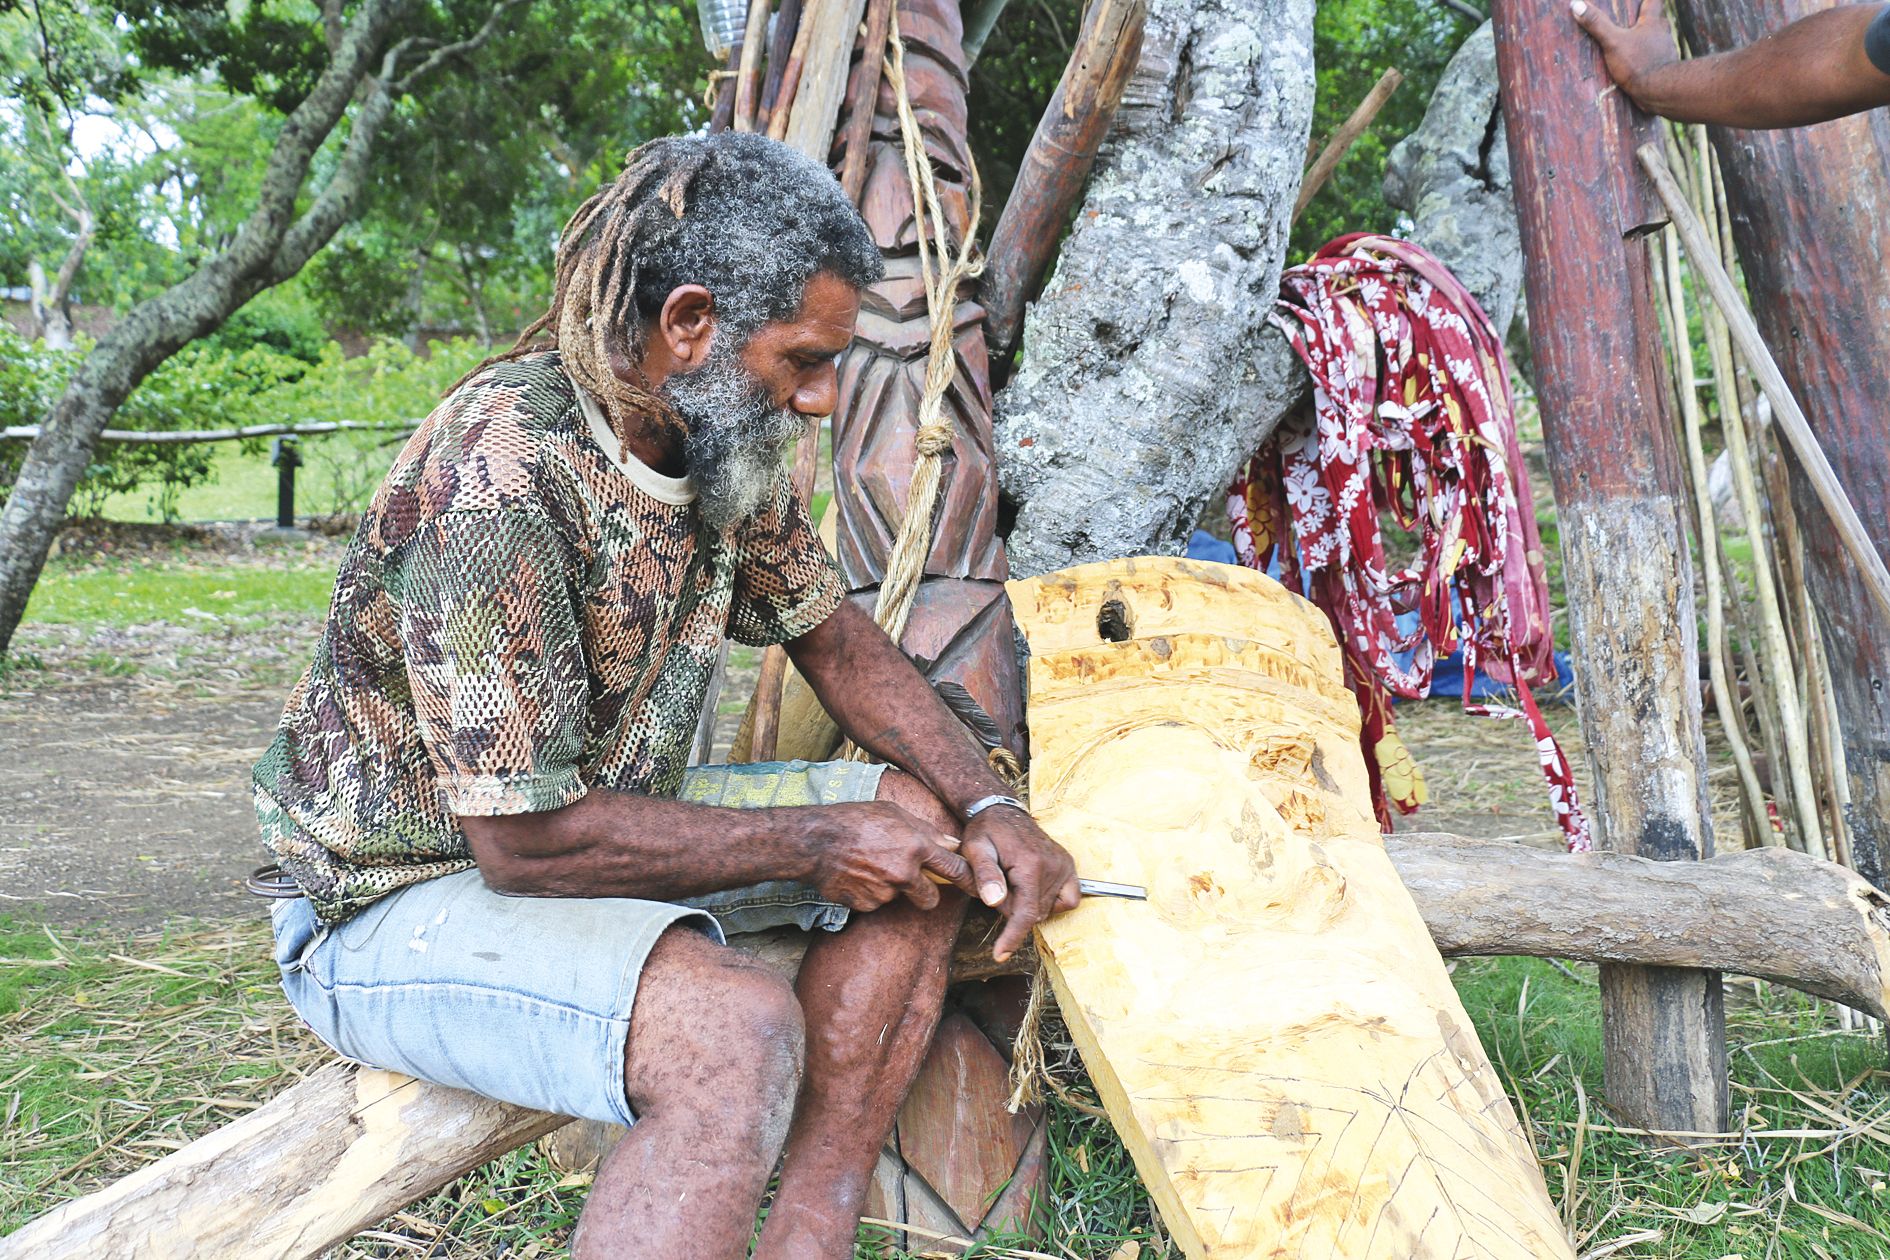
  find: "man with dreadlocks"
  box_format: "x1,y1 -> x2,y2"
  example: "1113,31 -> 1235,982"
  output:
251,131 -> 1078,1258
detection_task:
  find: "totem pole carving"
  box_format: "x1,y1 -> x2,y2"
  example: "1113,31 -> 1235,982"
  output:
826,0 -> 1023,756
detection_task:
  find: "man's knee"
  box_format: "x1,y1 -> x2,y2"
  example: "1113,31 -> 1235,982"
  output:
876,767 -> 957,836
626,929 -> 806,1140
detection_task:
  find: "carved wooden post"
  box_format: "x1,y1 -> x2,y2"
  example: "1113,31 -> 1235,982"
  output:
1671,0 -> 1890,894
1490,0 -> 1729,1132
828,0 -> 1024,754
822,0 -> 1044,1245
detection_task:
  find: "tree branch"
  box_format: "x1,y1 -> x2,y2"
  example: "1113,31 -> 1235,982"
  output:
387,0 -> 524,95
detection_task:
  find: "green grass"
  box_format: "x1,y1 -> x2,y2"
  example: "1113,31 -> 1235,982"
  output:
22,558 -> 336,628
3,917 -> 1884,1257
86,429 -> 405,525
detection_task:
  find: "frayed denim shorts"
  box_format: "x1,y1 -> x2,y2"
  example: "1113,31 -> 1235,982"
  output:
270,758 -> 885,1128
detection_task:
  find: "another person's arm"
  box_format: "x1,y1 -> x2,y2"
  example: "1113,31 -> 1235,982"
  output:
1571,0 -> 1890,128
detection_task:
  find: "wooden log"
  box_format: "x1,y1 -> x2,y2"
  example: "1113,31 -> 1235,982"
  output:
1008,556 -> 1574,1258
1291,66 -> 1403,223
0,1062 -> 563,1260
1490,0 -> 1728,1135
12,828 -> 1890,1255
979,0 -> 1147,362
1389,833 -> 1890,1021
1670,0 -> 1890,894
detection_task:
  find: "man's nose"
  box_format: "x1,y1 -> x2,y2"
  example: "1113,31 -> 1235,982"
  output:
792,364 -> 839,419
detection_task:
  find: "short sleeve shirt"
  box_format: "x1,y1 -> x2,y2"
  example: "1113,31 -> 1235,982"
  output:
1868,5 -> 1890,76
252,351 -> 845,925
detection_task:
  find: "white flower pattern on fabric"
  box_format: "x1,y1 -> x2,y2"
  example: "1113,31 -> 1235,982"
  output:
1235,235 -> 1589,852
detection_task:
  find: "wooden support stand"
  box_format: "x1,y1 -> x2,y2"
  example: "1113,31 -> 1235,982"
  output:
1489,0 -> 1729,1134
1670,0 -> 1890,894
8,829 -> 1888,1257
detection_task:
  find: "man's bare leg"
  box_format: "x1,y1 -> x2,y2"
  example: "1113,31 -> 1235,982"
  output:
571,926 -> 807,1260
753,769 -> 969,1259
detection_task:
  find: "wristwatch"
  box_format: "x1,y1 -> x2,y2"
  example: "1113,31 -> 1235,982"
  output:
962,793 -> 1029,821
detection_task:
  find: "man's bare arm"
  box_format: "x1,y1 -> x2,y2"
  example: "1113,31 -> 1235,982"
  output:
459,778 -> 974,912
785,598 -> 1080,961
1572,0 -> 1890,129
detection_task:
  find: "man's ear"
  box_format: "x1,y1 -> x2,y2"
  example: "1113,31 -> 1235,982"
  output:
657,284 -> 717,368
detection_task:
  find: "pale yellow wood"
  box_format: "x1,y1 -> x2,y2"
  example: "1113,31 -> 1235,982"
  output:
1009,557 -> 1573,1259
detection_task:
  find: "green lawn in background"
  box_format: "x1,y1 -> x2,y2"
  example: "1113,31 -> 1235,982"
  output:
22,560 -> 336,627
90,429 -> 407,525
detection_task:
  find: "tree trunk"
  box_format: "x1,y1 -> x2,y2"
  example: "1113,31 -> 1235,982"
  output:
1669,0 -> 1890,894
1381,21 -> 1522,338
1490,0 -> 1729,1134
992,0 -> 1316,579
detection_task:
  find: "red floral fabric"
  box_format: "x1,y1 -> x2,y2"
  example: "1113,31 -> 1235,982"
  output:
1229,233 -> 1591,850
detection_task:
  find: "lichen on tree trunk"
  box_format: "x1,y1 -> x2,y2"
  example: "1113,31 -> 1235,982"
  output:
1382,20 -> 1522,338
991,0 -> 1315,579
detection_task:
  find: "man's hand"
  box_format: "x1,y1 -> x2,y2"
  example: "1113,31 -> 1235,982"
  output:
1570,0 -> 1678,106
958,805 -> 1081,963
809,801 -> 978,913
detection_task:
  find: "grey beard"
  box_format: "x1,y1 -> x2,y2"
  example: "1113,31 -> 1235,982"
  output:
660,338 -> 805,531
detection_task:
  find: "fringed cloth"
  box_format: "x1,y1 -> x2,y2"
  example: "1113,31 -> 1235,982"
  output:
1229,233 -> 1592,851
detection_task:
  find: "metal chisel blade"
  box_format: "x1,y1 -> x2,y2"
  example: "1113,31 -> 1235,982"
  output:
1077,877 -> 1147,900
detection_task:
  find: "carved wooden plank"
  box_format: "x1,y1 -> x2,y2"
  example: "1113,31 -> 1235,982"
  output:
1008,557 -> 1573,1259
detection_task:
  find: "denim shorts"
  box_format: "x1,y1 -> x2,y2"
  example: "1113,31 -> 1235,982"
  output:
270,758 -> 885,1128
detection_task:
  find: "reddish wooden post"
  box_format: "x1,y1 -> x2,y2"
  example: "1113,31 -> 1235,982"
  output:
1671,0 -> 1890,894
1490,0 -> 1729,1131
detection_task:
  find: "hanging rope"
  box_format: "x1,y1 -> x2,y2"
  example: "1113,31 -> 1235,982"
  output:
841,9 -> 985,761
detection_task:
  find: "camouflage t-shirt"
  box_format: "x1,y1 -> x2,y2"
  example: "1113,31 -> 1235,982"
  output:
252,351 -> 844,925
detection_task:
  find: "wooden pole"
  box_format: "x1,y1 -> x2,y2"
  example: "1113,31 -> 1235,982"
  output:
1490,0 -> 1728,1135
731,0 -> 771,132
979,0 -> 1147,361
755,0 -> 803,129
1290,66 -> 1404,223
836,0 -> 896,203
1669,0 -> 1890,894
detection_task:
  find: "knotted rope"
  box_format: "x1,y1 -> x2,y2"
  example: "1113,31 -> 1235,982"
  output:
842,10 -> 984,761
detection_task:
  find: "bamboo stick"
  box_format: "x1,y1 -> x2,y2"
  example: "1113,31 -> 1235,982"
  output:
1661,224 -> 1767,845
1291,68 -> 1403,223
1644,143 -> 1823,858
1636,144 -> 1890,622
732,0 -> 772,132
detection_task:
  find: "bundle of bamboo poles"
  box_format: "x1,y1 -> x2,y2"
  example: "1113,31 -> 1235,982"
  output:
1643,100 -> 1882,1035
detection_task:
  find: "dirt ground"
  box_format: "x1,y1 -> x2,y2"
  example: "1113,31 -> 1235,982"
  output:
0,535 -> 1739,932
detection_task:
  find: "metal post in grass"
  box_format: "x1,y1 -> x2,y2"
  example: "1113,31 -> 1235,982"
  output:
270,437 -> 300,533
1489,0 -> 1730,1133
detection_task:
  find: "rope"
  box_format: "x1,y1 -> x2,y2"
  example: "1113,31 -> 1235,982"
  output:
841,10 -> 984,761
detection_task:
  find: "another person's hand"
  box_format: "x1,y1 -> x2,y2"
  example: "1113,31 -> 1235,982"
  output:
811,802 -> 977,912
1570,0 -> 1680,106
957,806 -> 1081,963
